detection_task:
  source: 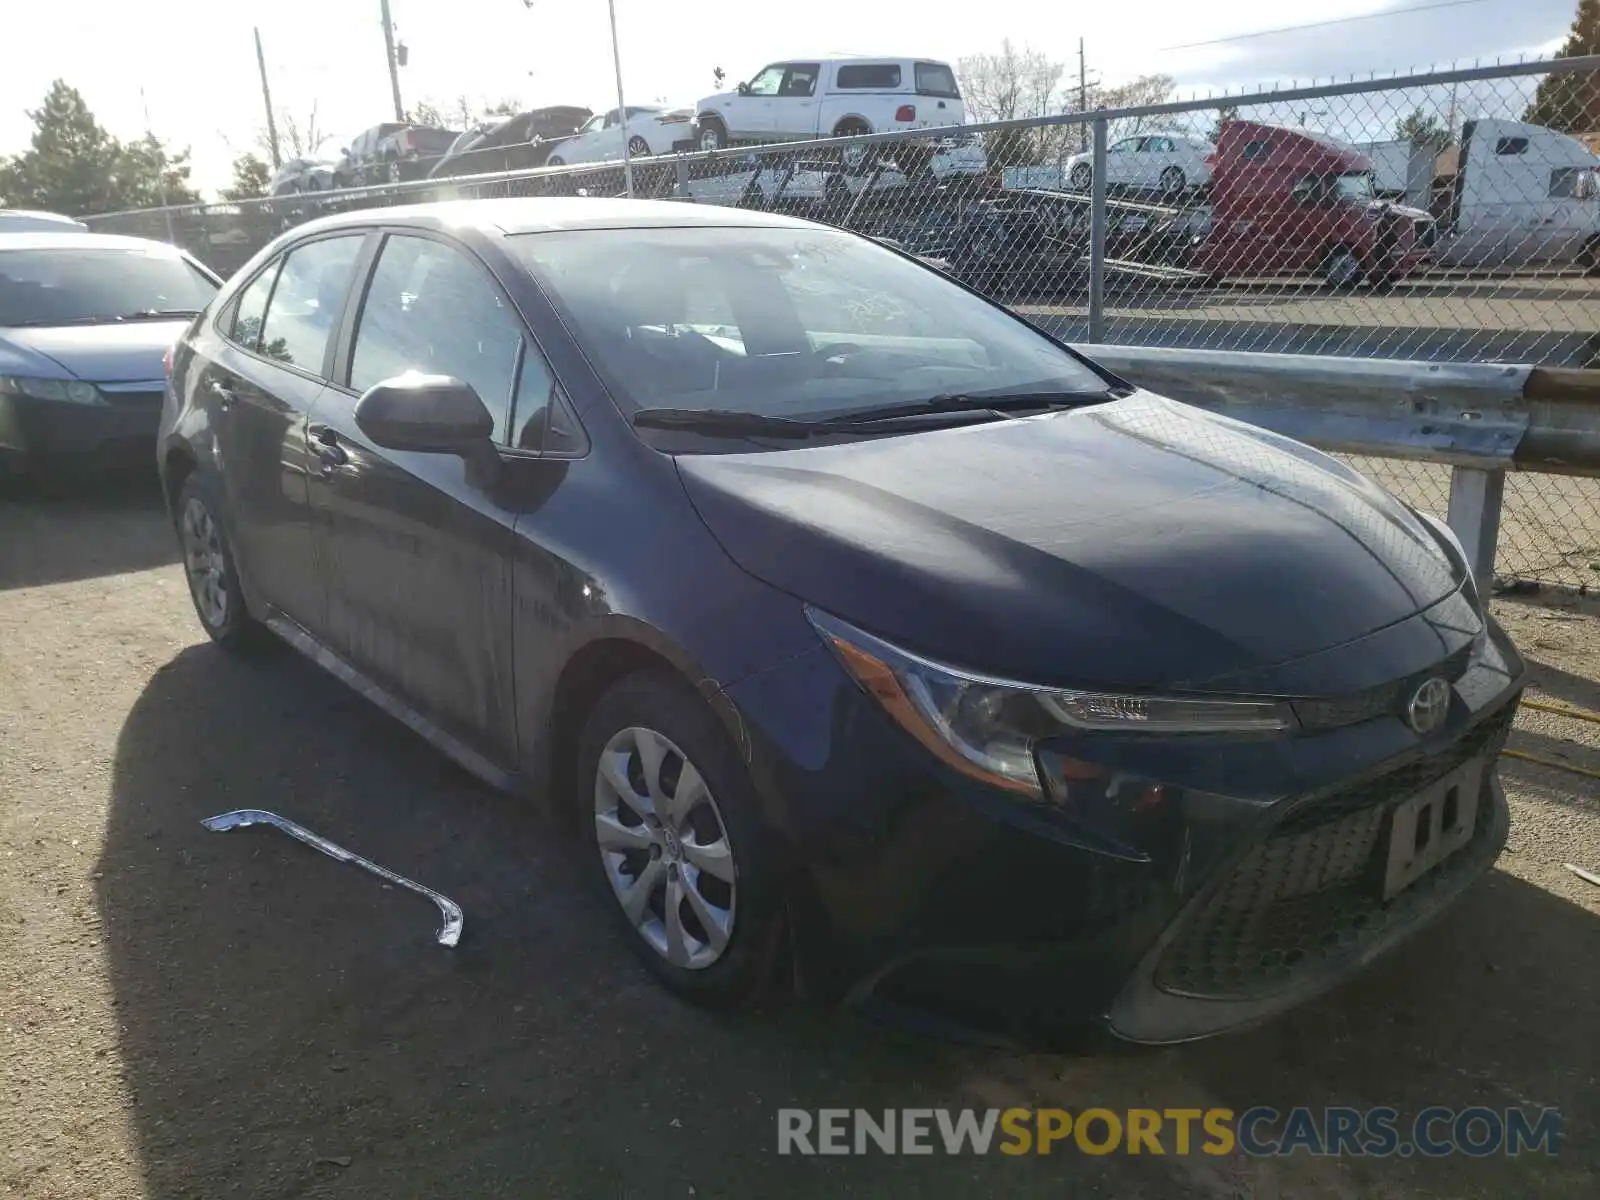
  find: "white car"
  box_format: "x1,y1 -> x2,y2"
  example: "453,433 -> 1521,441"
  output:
0,210 -> 89,233
694,57 -> 965,151
1064,133 -> 1214,195
543,106 -> 695,166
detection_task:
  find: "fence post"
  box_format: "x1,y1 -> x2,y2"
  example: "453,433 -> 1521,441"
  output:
1088,114 -> 1108,344
1446,466 -> 1506,595
674,155 -> 689,200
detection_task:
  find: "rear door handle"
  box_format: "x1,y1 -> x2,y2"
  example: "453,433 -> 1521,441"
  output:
307,424 -> 349,473
208,379 -> 236,409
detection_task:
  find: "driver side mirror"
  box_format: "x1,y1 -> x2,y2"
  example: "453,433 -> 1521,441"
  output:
736,82 -> 751,96
355,373 -> 494,454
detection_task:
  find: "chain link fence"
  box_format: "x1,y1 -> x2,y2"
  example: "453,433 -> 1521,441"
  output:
83,57 -> 1600,589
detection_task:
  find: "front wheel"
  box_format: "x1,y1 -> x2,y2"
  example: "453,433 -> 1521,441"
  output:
175,472 -> 268,653
1322,245 -> 1364,290
578,671 -> 785,1008
1069,162 -> 1092,191
627,135 -> 650,158
1159,165 -> 1186,195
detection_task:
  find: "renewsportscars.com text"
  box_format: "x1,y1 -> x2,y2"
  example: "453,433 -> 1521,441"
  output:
776,1106 -> 1563,1158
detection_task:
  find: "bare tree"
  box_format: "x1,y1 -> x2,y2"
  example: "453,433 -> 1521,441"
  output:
1090,74 -> 1177,142
957,40 -> 1065,167
259,103 -> 333,161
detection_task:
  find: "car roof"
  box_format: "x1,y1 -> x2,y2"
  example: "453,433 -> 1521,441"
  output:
285,197 -> 826,238
0,231 -> 188,253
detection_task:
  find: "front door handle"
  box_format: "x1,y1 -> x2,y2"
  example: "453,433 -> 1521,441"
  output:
307,424 -> 349,474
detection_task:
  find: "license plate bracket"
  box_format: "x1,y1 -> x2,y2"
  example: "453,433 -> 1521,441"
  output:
1382,758 -> 1485,901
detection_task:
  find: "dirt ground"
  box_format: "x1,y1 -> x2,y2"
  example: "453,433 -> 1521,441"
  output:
2,477 -> 1597,1200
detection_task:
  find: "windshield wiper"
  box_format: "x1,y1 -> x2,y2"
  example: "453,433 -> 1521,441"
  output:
116,308 -> 202,320
630,406 -> 1003,439
824,389 -> 1121,424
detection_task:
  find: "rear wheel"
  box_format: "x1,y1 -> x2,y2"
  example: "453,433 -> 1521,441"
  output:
833,119 -> 874,171
1159,165 -> 1186,195
698,118 -> 727,152
175,473 -> 268,653
1069,162 -> 1092,191
577,671 -> 784,1008
627,135 -> 650,158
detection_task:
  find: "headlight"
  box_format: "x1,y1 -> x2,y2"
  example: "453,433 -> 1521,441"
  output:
0,376 -> 105,405
806,608 -> 1296,800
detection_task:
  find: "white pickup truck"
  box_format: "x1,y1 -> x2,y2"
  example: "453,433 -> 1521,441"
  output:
694,57 -> 966,153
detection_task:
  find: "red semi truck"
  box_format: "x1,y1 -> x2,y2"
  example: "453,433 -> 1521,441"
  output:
1189,120 -> 1434,287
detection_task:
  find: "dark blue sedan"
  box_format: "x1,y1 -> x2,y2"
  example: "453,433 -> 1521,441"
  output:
156,198 -> 1524,1046
0,232 -> 220,478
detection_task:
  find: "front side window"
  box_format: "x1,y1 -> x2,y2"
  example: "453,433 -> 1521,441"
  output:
836,64 -> 902,90
255,235 -> 363,372
1336,171 -> 1376,203
1110,138 -> 1143,154
0,245 -> 218,328
349,234 -> 523,442
745,66 -> 785,97
512,226 -> 1110,430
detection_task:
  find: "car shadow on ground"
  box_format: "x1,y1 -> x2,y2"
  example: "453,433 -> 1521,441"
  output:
98,643 -> 1597,1197
0,471 -> 175,592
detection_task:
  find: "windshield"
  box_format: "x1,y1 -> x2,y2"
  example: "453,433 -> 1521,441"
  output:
1336,171 -> 1376,202
510,226 -> 1109,423
0,246 -> 218,327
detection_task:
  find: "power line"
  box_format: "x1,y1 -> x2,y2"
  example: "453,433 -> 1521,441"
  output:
1160,0 -> 1492,53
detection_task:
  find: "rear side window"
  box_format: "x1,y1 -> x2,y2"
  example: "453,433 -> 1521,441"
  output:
914,62 -> 959,98
255,236 -> 363,373
1241,140 -> 1271,161
836,64 -> 902,90
1495,137 -> 1529,156
349,234 -> 523,442
227,261 -> 281,350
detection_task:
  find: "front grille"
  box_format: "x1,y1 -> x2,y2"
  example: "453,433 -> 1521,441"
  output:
1153,700 -> 1517,1001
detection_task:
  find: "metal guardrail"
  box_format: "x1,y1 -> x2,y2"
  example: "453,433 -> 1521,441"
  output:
1086,346 -> 1600,592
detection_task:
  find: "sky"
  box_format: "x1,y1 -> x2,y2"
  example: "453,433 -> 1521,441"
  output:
0,0 -> 1581,196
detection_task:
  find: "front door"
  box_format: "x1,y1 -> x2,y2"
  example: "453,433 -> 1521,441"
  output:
731,64 -> 787,137
207,233 -> 366,627
305,231 -> 528,762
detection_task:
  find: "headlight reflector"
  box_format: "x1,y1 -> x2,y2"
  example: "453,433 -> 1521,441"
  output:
0,376 -> 105,405
807,608 -> 1295,800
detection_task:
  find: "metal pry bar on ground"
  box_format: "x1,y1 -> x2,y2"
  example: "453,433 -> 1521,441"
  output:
200,808 -> 464,947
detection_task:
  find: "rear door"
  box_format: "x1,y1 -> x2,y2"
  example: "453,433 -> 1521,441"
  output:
303,230 -> 529,762
770,63 -> 822,137
201,232 -> 367,627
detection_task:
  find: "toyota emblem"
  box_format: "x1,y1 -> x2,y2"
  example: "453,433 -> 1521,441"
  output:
1406,677 -> 1451,734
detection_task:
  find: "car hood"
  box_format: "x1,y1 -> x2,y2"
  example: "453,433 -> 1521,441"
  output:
699,92 -> 739,111
0,321 -> 189,382
674,393 -> 1462,691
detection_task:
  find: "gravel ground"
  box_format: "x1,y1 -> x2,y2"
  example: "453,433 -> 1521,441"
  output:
1,478 -> 1596,1200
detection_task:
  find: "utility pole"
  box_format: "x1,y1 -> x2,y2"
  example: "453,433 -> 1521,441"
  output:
255,27 -> 281,169
607,0 -> 633,196
379,0 -> 405,122
1077,38 -> 1090,153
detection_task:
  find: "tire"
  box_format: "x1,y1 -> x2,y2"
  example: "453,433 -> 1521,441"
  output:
627,136 -> 650,158
577,671 -> 785,1009
174,472 -> 268,653
1069,162 -> 1092,191
1581,235 -> 1600,277
387,160 -> 402,184
698,118 -> 727,152
545,156 -> 565,167
1159,165 -> 1186,195
833,120 -> 874,171
1322,244 -> 1364,290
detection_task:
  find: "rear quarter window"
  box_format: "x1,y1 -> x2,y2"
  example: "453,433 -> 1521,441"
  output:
835,64 -> 902,89
914,63 -> 960,98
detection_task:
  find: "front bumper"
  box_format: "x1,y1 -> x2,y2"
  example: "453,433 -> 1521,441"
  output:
0,390 -> 164,471
721,603 -> 1525,1046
